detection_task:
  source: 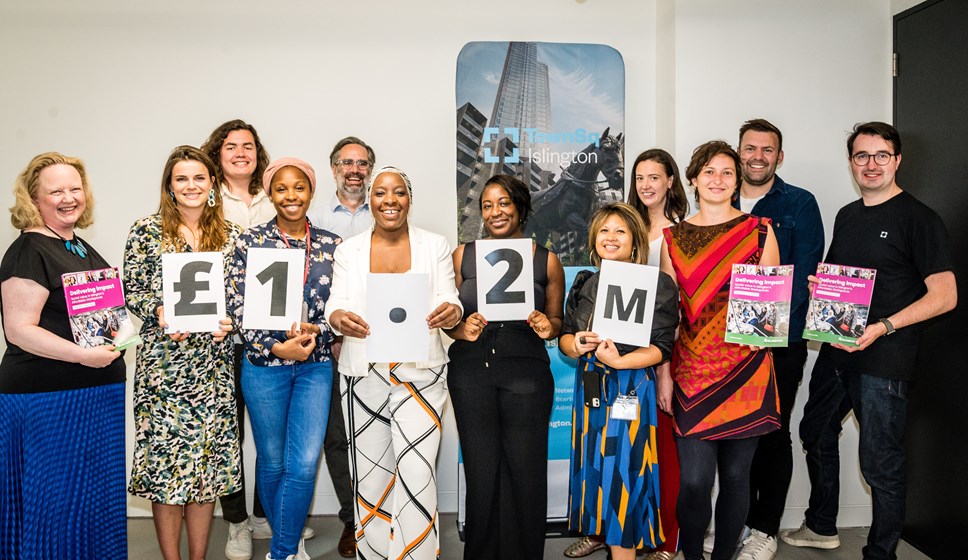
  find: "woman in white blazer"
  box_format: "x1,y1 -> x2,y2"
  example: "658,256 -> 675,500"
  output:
325,166 -> 461,560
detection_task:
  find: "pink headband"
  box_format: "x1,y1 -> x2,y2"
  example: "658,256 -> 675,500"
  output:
262,157 -> 317,195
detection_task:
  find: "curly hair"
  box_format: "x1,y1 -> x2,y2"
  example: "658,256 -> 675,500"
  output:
200,119 -> 270,196
158,145 -> 228,252
10,152 -> 95,230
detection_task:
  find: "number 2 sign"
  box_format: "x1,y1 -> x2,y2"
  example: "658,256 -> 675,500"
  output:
242,248 -> 305,330
475,238 -> 534,321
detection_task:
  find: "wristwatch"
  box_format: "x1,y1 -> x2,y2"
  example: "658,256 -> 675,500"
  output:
878,318 -> 896,336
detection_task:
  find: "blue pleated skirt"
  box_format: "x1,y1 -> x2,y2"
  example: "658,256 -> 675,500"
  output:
0,382 -> 127,559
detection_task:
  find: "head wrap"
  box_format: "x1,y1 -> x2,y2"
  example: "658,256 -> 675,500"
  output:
263,157 -> 316,195
368,166 -> 413,200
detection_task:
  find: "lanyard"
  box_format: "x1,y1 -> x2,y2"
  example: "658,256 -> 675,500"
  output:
278,221 -> 311,284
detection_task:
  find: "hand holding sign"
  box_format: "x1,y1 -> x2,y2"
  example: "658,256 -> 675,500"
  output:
592,260 -> 659,347
366,273 -> 430,362
242,248 -> 305,331
475,238 -> 534,321
161,252 -> 226,333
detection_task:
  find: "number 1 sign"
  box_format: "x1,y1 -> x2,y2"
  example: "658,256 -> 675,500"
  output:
475,238 -> 534,321
242,248 -> 305,331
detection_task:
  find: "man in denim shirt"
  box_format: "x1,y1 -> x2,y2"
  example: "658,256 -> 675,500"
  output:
732,118 -> 825,560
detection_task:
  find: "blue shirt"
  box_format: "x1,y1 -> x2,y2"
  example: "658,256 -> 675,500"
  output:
227,218 -> 341,366
733,175 -> 824,341
307,193 -> 372,239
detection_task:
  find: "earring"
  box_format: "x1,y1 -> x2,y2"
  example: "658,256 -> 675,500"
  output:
207,189 -> 216,207
631,247 -> 638,262
168,191 -> 176,205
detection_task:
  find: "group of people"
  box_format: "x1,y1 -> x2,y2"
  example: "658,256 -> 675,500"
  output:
0,118 -> 956,560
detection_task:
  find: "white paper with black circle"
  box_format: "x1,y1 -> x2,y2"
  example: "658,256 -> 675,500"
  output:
241,248 -> 305,331
475,238 -> 534,321
592,260 -> 659,347
366,273 -> 430,362
161,251 -> 226,333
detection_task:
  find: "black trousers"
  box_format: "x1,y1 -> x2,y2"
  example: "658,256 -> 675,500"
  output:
746,341 -> 808,536
449,353 -> 553,560
220,343 -> 265,523
324,360 -> 354,526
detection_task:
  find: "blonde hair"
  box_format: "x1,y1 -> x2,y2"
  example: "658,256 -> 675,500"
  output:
586,202 -> 650,268
10,152 -> 95,230
158,145 -> 227,252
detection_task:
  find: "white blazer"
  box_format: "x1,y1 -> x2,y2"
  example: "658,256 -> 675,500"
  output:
324,225 -> 462,377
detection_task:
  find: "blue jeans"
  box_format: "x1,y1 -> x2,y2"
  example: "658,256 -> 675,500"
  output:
799,360 -> 909,560
241,359 -> 332,559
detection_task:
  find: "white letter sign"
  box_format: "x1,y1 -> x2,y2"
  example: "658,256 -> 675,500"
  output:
475,238 -> 534,321
242,248 -> 305,331
161,252 -> 225,333
366,273 -> 430,362
592,260 -> 659,347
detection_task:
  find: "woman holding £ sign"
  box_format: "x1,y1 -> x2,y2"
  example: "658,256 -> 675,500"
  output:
559,202 -> 679,560
123,146 -> 240,560
446,174 -> 565,560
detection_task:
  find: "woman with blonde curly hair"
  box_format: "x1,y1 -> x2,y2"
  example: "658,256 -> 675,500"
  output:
1,152 -> 127,558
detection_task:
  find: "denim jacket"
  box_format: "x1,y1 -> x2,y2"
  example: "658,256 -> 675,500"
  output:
733,175 -> 824,341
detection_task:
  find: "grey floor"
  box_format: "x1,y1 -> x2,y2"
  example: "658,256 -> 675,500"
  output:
127,514 -> 933,559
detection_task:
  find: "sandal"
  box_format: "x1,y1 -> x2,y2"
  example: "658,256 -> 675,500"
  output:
564,536 -> 608,558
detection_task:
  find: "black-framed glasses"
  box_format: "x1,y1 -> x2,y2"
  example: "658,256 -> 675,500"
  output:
851,151 -> 895,166
336,159 -> 371,170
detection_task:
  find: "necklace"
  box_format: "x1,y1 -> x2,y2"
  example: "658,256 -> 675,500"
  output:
45,224 -> 88,259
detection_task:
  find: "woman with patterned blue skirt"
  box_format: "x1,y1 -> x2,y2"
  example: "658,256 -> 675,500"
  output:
559,203 -> 678,560
1,153 -> 127,559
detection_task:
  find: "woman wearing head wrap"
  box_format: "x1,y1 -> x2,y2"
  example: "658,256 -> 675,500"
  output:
123,145 -> 240,559
325,166 -> 462,560
226,157 -> 341,560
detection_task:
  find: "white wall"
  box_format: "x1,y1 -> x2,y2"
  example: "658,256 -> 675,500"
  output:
0,0 -> 898,527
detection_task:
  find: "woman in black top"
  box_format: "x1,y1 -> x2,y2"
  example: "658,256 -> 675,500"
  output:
446,174 -> 565,560
0,153 -> 127,559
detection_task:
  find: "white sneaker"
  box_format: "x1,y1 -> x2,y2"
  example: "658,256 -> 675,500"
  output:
225,520 -> 253,560
737,529 -> 777,560
283,538 -> 311,560
250,516 -> 273,540
249,516 -> 315,541
780,521 -> 841,549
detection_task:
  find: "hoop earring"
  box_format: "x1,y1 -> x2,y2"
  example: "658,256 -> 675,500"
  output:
207,189 -> 216,207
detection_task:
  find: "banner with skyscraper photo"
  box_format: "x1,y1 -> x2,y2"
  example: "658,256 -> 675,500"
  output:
455,41 -> 625,530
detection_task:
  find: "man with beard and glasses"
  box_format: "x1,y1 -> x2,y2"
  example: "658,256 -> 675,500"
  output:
306,136 -> 376,558
731,119 -> 824,560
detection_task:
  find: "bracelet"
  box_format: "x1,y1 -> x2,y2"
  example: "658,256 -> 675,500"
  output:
878,317 -> 896,336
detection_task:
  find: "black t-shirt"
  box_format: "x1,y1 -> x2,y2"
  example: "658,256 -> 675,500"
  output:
818,191 -> 954,380
0,232 -> 126,393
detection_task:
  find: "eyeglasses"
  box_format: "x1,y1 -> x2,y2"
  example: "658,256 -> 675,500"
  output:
851,151 -> 895,166
336,159 -> 371,170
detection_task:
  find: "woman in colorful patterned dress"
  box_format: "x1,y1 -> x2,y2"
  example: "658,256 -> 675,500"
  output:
659,141 -> 780,560
227,158 -> 340,560
124,146 -> 241,560
560,202 -> 679,560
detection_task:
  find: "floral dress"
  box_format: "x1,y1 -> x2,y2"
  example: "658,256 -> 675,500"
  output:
123,214 -> 242,504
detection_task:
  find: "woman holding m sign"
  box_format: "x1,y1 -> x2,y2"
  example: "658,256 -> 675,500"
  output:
559,202 -> 679,560
226,157 -> 340,560
123,146 -> 240,559
446,174 -> 565,560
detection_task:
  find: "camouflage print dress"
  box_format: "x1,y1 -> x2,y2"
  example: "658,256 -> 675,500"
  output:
123,215 -> 242,504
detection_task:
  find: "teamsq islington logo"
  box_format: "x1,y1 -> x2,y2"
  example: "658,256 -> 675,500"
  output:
482,126 -> 602,165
